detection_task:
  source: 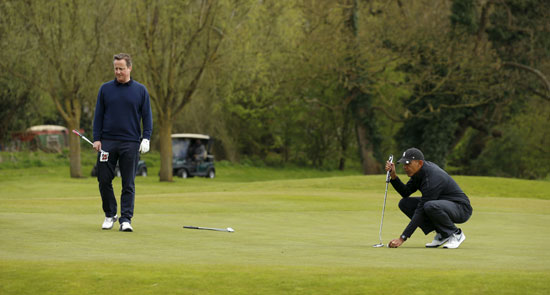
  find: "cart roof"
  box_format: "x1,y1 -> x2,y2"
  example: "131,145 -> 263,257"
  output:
26,125 -> 68,132
171,133 -> 210,140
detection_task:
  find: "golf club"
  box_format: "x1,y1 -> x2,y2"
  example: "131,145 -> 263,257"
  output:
183,226 -> 235,233
373,154 -> 393,248
72,129 -> 109,161
72,129 -> 104,152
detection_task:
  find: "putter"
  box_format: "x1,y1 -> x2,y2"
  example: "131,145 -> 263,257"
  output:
72,129 -> 109,161
183,226 -> 235,233
373,154 -> 393,248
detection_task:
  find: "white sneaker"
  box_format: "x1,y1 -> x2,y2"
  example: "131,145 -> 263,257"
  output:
102,215 -> 118,230
443,230 -> 466,249
425,232 -> 450,248
119,222 -> 133,232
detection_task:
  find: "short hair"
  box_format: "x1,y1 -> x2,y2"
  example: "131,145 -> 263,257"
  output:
113,53 -> 132,68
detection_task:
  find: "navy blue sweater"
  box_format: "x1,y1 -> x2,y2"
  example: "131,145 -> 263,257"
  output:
390,161 -> 473,238
93,79 -> 153,142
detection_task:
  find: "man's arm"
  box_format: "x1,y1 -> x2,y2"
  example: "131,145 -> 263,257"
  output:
386,161 -> 418,198
390,176 -> 418,198
141,88 -> 153,140
93,87 -> 105,142
401,206 -> 424,238
386,161 -> 417,198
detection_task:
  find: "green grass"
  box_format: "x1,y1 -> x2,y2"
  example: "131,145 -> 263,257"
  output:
0,162 -> 549,294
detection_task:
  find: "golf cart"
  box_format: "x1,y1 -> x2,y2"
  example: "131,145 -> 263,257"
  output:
91,159 -> 147,177
172,133 -> 215,179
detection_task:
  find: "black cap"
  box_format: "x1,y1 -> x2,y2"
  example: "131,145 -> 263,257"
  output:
397,148 -> 424,164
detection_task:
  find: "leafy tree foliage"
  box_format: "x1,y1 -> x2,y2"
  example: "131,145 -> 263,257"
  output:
0,0 -> 547,179
128,0 -> 226,181
0,0 -> 116,177
391,0 -> 549,176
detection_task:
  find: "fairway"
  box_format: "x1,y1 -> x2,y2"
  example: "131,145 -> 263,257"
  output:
1,167 -> 549,294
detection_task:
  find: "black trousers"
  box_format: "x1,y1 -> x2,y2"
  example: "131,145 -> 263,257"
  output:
399,197 -> 472,238
97,140 -> 140,224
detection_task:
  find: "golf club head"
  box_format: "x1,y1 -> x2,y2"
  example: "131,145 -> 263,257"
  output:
372,243 -> 385,248
226,227 -> 235,232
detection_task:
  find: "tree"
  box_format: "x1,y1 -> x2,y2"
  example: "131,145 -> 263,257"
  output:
363,0 -> 549,174
459,0 -> 550,175
0,0 -> 115,177
295,0 -> 372,171
347,0 -> 508,167
211,1 -> 306,165
131,0 -> 225,181
341,0 -> 382,173
0,80 -> 32,146
0,4 -> 33,145
483,0 -> 550,101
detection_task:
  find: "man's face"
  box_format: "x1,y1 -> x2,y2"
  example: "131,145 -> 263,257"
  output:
114,59 -> 132,83
403,160 -> 423,177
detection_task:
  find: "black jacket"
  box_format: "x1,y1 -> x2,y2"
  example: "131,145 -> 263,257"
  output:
390,161 -> 473,238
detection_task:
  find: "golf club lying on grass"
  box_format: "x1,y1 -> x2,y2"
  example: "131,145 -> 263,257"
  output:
373,154 -> 393,248
72,129 -> 109,161
183,226 -> 235,233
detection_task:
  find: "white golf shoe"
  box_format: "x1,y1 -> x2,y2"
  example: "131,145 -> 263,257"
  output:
119,222 -> 133,232
425,232 -> 450,248
102,215 -> 118,230
443,229 -> 466,249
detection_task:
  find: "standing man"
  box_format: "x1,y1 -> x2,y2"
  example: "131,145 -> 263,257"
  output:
93,53 -> 153,232
385,148 -> 473,248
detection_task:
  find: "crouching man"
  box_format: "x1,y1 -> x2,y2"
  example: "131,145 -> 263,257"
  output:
386,148 -> 473,249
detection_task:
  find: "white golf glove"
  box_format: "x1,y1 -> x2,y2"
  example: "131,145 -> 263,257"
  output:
139,139 -> 150,154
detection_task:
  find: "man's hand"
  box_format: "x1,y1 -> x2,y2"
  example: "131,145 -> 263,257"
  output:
139,139 -> 150,154
385,161 -> 397,180
93,141 -> 102,152
388,237 -> 405,248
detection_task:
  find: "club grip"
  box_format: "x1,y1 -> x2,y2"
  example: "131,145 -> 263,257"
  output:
386,154 -> 393,183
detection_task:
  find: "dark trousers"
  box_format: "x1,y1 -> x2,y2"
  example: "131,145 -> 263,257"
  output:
399,197 -> 472,238
97,140 -> 140,224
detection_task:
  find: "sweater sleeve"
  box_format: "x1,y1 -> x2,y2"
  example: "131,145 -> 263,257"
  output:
390,176 -> 417,198
141,87 -> 153,140
93,86 -> 105,142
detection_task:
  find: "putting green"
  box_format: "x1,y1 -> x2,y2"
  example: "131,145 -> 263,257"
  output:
0,167 -> 549,294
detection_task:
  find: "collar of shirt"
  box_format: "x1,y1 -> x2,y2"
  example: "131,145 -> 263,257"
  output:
114,77 -> 133,86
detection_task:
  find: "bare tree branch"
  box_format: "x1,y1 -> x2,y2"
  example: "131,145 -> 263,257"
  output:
503,61 -> 550,97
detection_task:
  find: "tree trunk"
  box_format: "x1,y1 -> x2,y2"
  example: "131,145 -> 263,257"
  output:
67,120 -> 82,178
338,110 -> 351,171
356,122 -> 380,174
341,0 -> 380,174
158,118 -> 173,182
